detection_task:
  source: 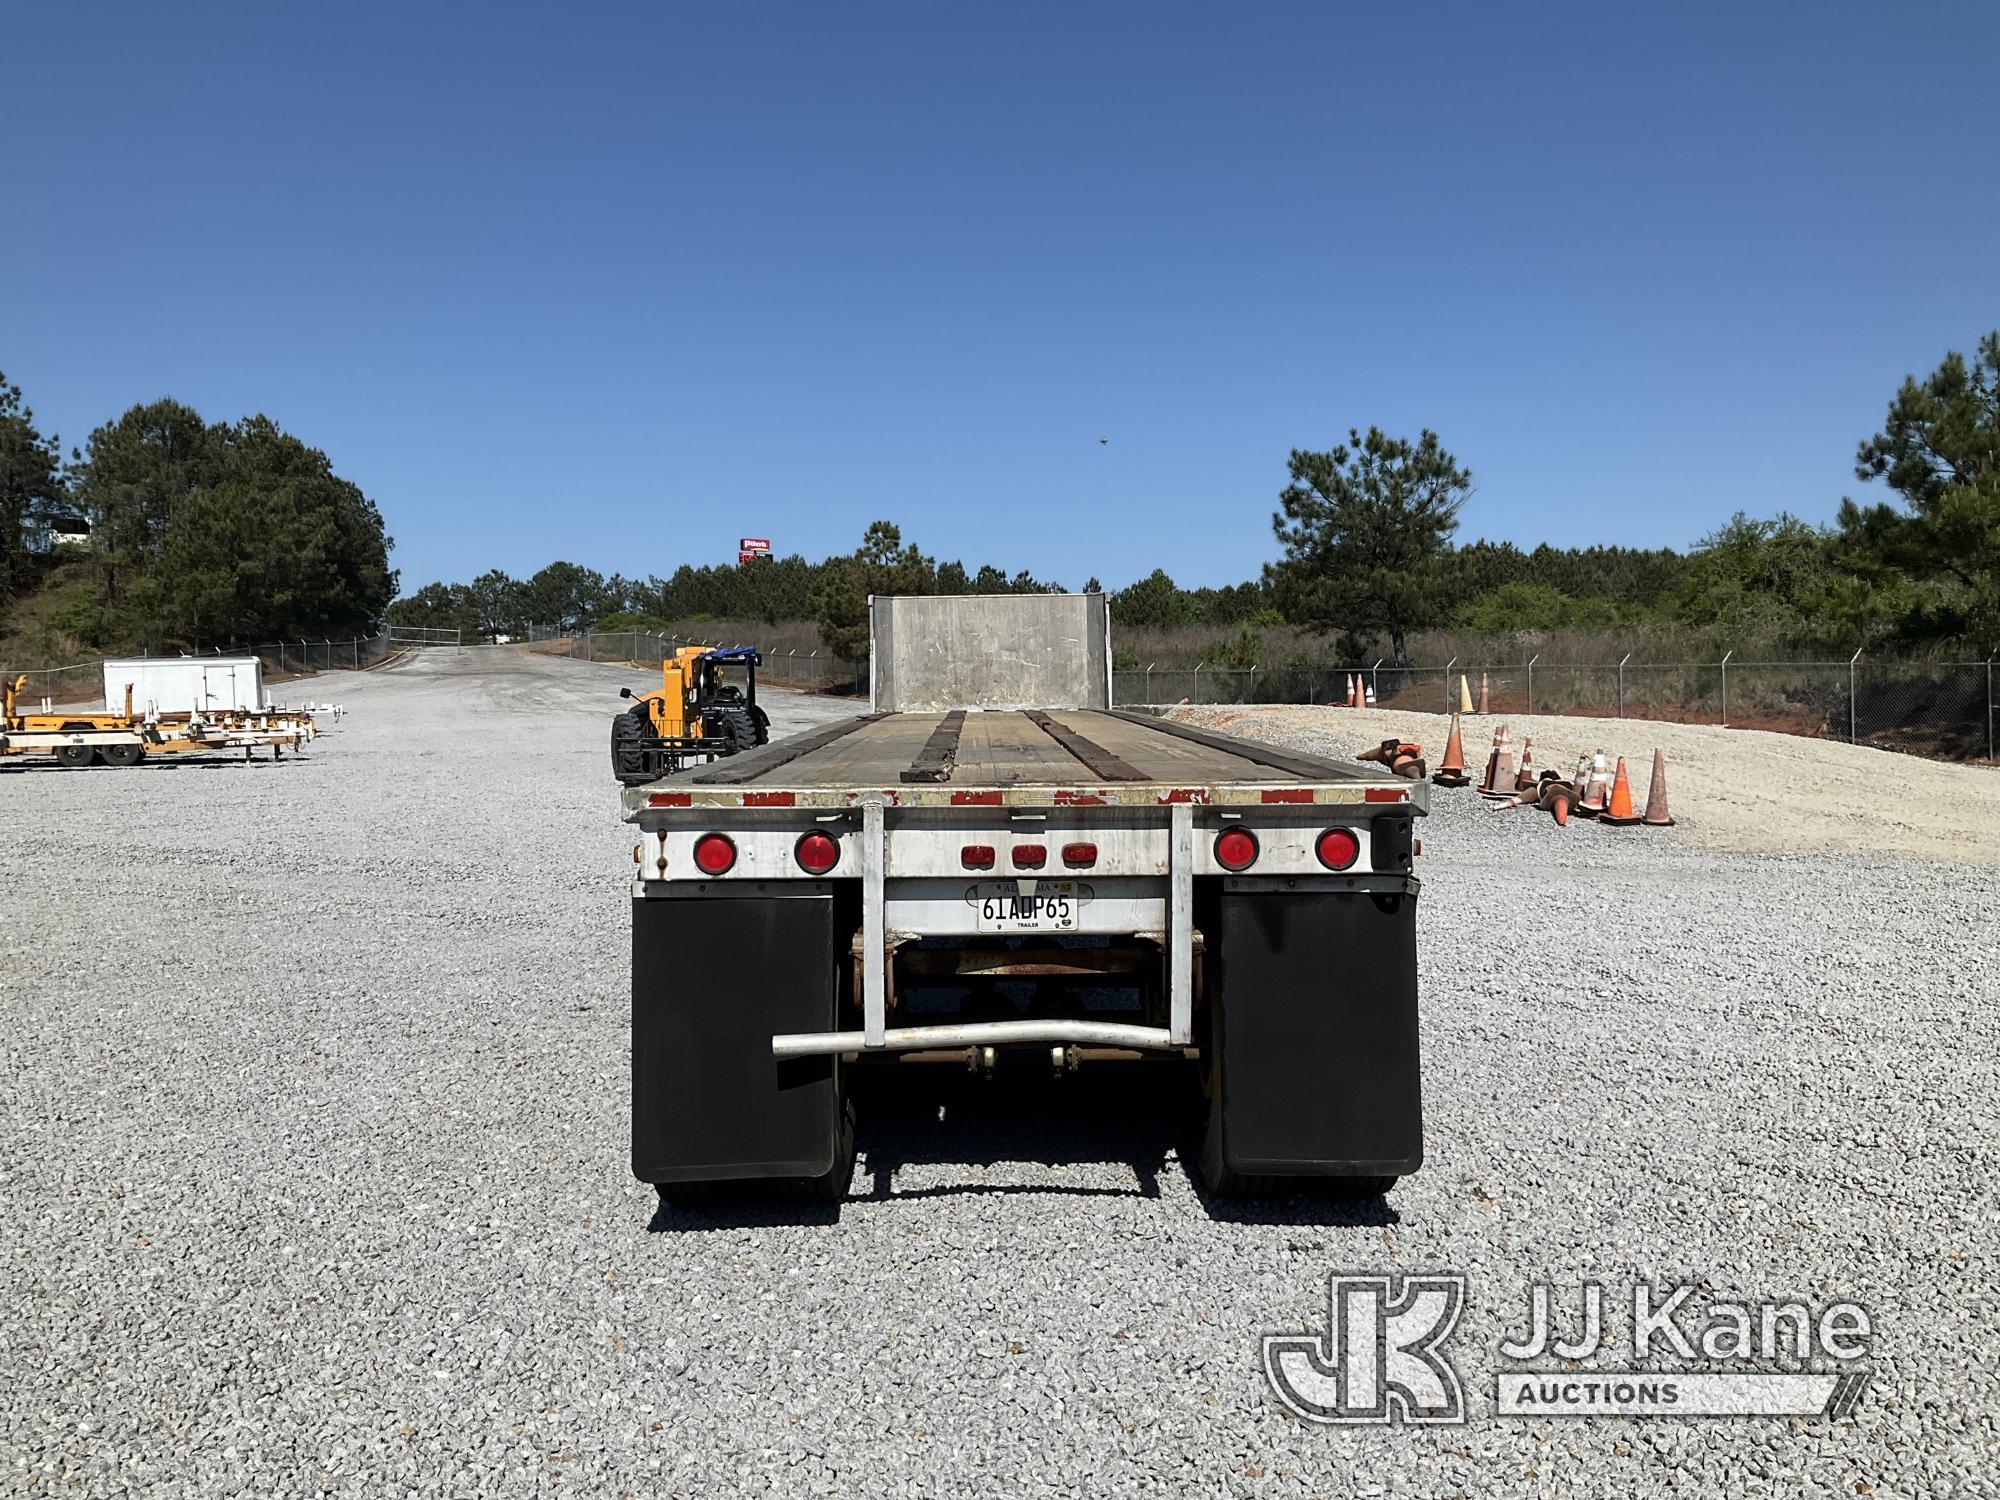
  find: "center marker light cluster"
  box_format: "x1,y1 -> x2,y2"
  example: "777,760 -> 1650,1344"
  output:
960,842 -> 1099,869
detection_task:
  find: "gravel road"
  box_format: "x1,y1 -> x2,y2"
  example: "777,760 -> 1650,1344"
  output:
4,649 -> 1993,1497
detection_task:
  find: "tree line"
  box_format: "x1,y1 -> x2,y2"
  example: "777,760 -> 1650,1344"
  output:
1,381 -> 395,654
12,328 -> 1993,665
389,523 -> 1076,656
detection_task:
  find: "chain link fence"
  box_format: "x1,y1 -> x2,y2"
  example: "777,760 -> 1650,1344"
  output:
28,626 -> 1986,763
1114,652 -> 2000,764
527,628 -> 869,695
7,631 -> 403,709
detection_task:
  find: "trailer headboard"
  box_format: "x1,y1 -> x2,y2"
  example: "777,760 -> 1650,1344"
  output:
869,593 -> 1113,712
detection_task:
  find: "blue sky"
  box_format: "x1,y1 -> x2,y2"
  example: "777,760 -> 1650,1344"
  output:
6,3 -> 1995,594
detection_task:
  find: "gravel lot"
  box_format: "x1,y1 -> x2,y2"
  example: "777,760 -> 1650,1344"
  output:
4,648 -> 1994,1497
1167,702 -> 2000,864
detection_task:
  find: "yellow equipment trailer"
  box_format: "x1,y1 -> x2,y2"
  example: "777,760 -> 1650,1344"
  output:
1,675 -> 317,768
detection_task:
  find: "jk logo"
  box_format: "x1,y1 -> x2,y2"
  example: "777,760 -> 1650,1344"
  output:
1264,1274 -> 1468,1425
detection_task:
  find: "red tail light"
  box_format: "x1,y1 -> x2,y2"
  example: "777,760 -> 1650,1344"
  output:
692,833 -> 736,875
961,844 -> 996,869
1011,843 -> 1047,868
794,831 -> 840,875
1316,827 -> 1360,870
1213,828 -> 1259,871
1060,842 -> 1097,867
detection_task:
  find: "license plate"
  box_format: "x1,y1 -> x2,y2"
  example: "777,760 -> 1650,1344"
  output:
966,880 -> 1083,932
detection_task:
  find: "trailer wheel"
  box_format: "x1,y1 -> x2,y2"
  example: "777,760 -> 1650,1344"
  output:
55,744 -> 95,769
100,743 -> 144,768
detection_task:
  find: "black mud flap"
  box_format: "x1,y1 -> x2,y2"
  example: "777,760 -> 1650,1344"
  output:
1209,884 -> 1423,1177
632,893 -> 842,1183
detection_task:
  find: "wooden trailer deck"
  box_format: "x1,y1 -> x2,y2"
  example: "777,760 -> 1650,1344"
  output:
622,709 -> 1422,813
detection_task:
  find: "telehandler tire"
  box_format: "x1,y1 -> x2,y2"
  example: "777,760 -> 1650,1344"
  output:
710,705 -> 761,755
611,704 -> 654,785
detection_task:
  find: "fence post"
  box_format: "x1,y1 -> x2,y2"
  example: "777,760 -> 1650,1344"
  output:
1443,656 -> 1457,714
279,642 -> 285,672
1618,652 -> 1630,718
1720,650 -> 1733,727
1192,660 -> 1204,701
1849,648 -> 1862,744
1988,651 -> 1995,765
1526,653 -> 1539,714
1145,663 -> 1154,705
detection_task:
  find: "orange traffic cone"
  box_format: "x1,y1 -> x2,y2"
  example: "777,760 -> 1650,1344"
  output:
1577,750 -> 1611,816
1481,725 -> 1516,799
1543,779 -> 1573,826
1478,673 -> 1491,715
1390,744 -> 1426,779
1514,736 -> 1536,792
1356,738 -> 1398,764
1364,677 -> 1377,707
1350,674 -> 1362,708
1477,726 -> 1503,792
1642,748 -> 1675,827
1601,756 -> 1642,825
1432,714 -> 1471,787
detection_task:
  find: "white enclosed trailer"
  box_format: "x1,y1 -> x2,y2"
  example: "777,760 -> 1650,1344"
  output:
101,657 -> 266,714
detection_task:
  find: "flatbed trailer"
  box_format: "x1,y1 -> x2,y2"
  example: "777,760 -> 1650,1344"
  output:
622,596 -> 1426,1203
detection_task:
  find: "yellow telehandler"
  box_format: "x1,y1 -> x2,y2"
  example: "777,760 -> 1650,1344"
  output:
611,646 -> 770,786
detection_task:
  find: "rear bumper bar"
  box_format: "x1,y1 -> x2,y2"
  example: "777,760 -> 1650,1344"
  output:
772,1018 -> 1179,1060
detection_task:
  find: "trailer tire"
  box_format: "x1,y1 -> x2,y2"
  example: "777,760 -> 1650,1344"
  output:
55,744 -> 95,769
100,743 -> 144,768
